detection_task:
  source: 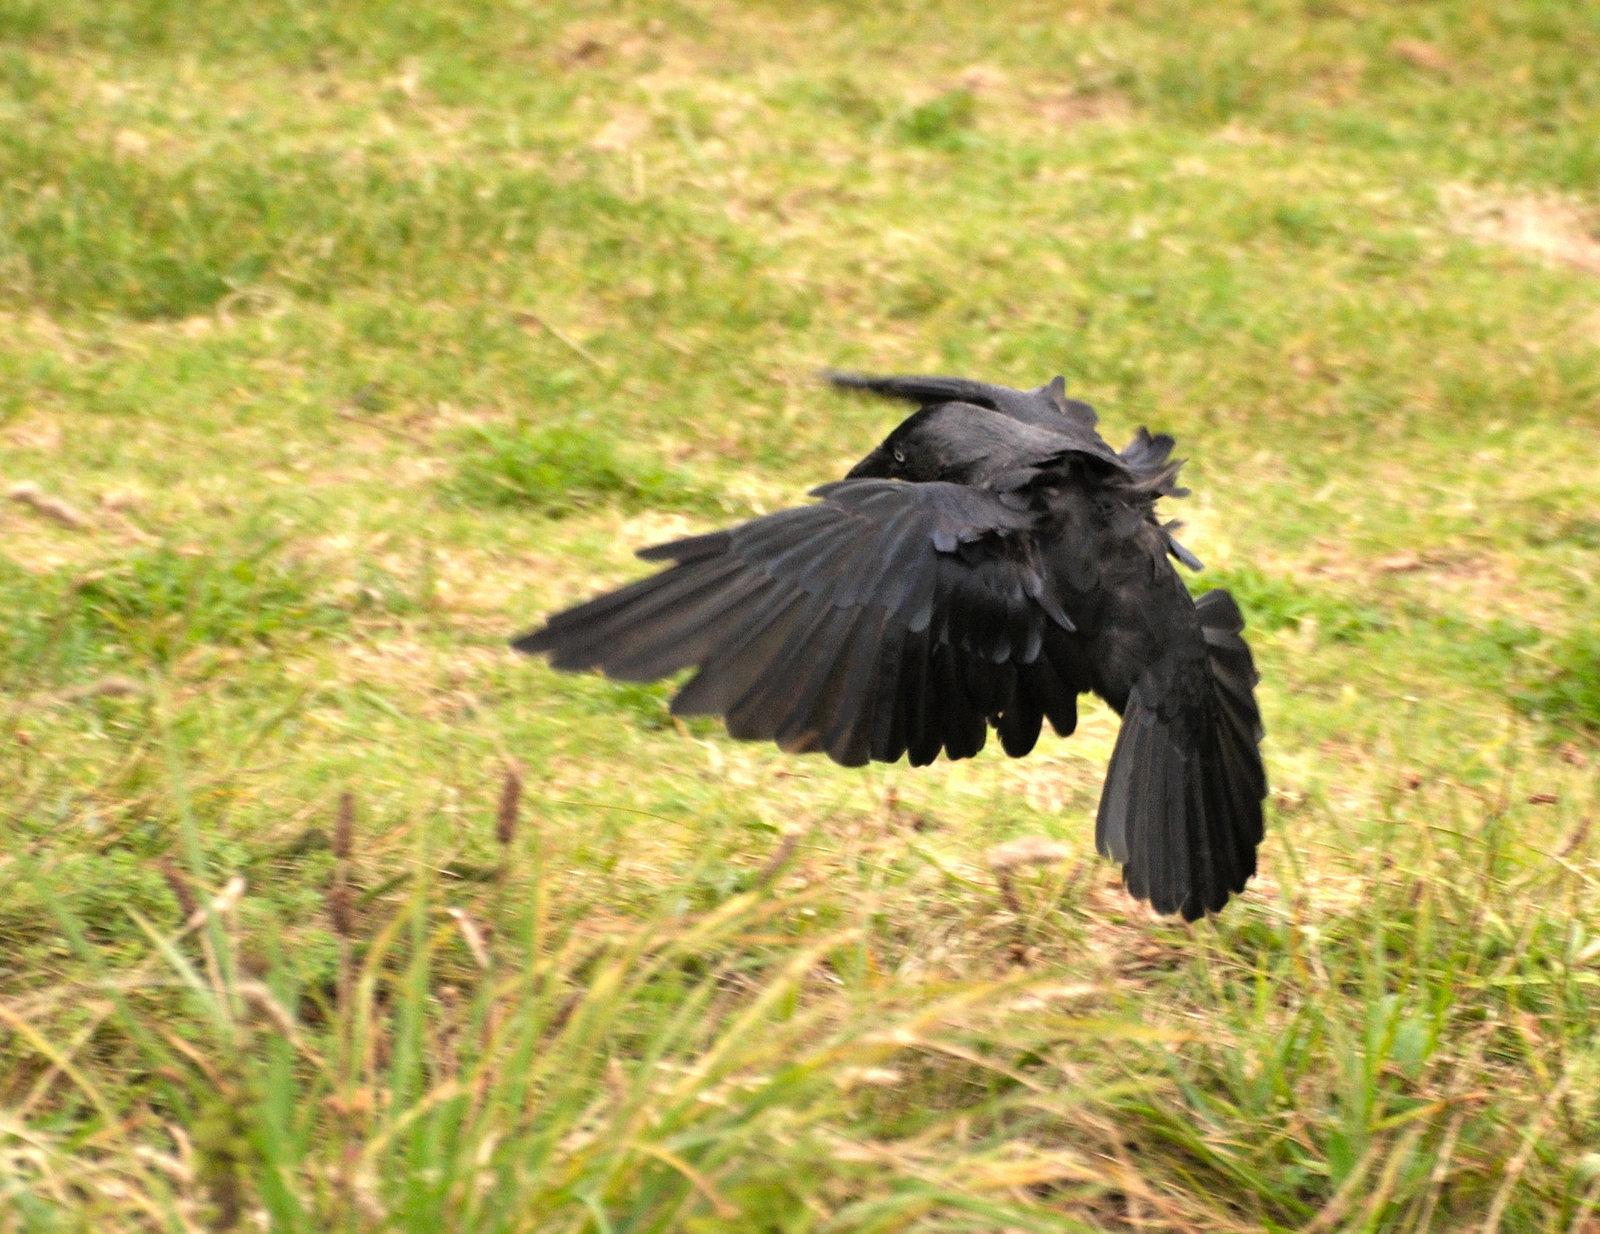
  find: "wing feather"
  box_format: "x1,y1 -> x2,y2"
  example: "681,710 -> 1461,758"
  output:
517,479 -> 1090,767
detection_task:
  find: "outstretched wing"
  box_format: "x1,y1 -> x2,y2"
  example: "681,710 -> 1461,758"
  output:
514,479 -> 1089,767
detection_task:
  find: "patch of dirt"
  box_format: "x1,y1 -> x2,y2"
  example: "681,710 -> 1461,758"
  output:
1248,857 -> 1371,922
1036,90 -> 1127,127
616,510 -> 706,551
956,65 -> 1008,94
1446,186 -> 1600,278
592,109 -> 653,152
1216,121 -> 1283,147
1391,39 -> 1454,74
9,482 -> 88,530
431,548 -> 546,616
1001,755 -> 1100,816
1292,540 -> 1514,607
554,15 -> 661,71
0,510 -> 101,573
4,414 -> 62,453
1078,876 -> 1194,981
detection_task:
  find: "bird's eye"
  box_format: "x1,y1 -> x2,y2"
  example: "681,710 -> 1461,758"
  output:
892,449 -> 906,464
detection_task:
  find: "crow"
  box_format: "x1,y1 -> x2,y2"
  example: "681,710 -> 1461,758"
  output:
514,373 -> 1266,920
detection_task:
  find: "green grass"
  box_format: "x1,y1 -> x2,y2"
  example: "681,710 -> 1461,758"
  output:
449,422 -> 720,518
3,1 -> 1600,1229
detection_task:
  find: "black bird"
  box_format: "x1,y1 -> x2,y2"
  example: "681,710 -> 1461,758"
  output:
514,373 -> 1266,919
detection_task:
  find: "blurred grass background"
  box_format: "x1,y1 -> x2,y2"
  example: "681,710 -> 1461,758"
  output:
2,1 -> 1599,1229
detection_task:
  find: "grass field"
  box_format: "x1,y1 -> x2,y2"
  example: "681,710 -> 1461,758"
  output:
3,1 -> 1600,1229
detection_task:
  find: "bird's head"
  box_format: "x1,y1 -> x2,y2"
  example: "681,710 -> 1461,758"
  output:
845,404 -> 1002,484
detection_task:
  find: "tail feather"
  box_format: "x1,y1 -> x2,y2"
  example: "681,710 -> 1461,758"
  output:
1095,588 -> 1266,919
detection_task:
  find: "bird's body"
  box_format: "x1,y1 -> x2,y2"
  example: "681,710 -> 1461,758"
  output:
515,373 -> 1266,920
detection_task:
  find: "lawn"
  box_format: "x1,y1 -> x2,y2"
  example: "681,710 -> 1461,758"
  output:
2,1 -> 1600,1229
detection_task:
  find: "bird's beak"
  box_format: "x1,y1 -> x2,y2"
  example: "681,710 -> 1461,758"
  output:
845,445 -> 892,479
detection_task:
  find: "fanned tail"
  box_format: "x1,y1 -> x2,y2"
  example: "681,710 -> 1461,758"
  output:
1094,588 -> 1265,919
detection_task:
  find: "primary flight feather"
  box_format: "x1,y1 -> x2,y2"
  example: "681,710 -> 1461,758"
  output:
514,373 -> 1266,920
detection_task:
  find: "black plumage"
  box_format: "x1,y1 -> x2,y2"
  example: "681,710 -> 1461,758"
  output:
514,373 -> 1267,920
